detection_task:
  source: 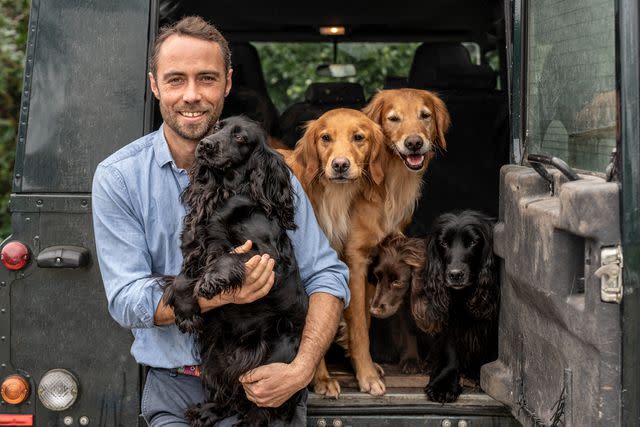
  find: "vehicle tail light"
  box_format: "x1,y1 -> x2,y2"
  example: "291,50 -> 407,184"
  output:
1,242 -> 30,271
1,375 -> 30,405
37,369 -> 78,411
0,415 -> 33,426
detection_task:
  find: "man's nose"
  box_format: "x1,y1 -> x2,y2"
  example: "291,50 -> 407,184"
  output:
182,80 -> 202,103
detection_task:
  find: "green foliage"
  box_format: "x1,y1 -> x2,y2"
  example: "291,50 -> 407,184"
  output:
254,42 -> 419,112
0,0 -> 30,238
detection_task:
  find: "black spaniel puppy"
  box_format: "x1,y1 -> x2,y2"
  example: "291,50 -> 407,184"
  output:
411,210 -> 499,403
163,116 -> 308,426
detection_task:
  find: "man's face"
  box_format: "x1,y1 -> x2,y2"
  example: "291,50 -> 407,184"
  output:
149,35 -> 232,145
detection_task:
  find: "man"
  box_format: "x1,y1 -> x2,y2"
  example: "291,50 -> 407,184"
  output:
92,16 -> 349,426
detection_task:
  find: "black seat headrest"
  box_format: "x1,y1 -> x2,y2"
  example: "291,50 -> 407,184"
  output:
408,42 -> 497,90
229,42 -> 270,96
305,82 -> 365,105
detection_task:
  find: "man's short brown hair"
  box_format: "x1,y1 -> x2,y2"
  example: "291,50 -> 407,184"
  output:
149,16 -> 231,76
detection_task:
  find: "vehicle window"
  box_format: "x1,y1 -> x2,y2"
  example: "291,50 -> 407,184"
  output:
253,42 -> 419,111
524,0 -> 616,173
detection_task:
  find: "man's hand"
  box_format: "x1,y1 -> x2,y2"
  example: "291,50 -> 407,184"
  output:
239,360 -> 313,407
163,240 -> 276,322
220,240 -> 275,305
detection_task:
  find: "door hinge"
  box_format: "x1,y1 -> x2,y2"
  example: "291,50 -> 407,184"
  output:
595,246 -> 623,303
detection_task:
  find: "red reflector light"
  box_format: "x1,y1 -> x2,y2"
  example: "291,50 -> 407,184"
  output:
0,242 -> 30,271
0,414 -> 33,426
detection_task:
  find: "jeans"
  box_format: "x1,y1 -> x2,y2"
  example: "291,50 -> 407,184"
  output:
141,368 -> 308,426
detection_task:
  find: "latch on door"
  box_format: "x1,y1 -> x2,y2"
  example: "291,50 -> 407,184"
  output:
595,246 -> 623,303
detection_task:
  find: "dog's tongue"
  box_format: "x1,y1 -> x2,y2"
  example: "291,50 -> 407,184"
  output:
406,155 -> 424,167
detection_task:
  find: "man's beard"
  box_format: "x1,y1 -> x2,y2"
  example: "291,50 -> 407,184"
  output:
160,101 -> 222,141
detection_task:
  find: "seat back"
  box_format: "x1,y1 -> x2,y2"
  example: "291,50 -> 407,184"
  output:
405,42 -> 509,236
279,82 -> 366,147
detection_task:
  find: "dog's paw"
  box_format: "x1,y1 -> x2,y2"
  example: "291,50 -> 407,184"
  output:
400,357 -> 421,374
175,314 -> 204,334
425,379 -> 462,403
313,376 -> 341,399
196,272 -> 228,299
356,366 -> 386,396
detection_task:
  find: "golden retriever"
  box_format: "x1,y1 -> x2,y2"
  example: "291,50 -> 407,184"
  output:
283,108 -> 385,398
338,88 -> 450,396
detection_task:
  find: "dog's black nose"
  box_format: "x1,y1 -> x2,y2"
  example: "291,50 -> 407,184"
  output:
200,139 -> 214,151
447,269 -> 464,282
331,157 -> 350,173
404,135 -> 424,152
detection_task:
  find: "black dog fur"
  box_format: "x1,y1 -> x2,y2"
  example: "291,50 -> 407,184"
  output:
163,116 -> 308,426
411,210 -> 499,403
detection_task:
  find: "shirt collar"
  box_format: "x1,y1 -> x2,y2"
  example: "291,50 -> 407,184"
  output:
153,123 -> 175,168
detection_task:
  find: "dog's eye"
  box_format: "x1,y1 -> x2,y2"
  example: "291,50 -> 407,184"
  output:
234,134 -> 246,142
392,281 -> 405,289
387,115 -> 400,122
213,122 -> 221,132
320,134 -> 331,143
439,239 -> 448,248
420,111 -> 431,119
353,133 -> 364,142
468,238 -> 479,247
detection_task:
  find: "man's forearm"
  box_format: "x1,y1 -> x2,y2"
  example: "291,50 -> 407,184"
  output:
291,292 -> 344,377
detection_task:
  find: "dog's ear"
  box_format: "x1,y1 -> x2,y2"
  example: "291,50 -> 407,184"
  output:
293,120 -> 321,187
362,91 -> 385,123
424,91 -> 450,151
412,234 -> 449,334
467,214 -> 499,319
403,237 -> 426,270
367,122 -> 386,186
248,137 -> 297,230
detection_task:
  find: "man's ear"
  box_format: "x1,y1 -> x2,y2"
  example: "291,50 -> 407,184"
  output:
224,68 -> 233,97
149,72 -> 160,100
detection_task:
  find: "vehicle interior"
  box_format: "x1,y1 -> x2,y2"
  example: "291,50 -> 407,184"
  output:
154,0 -> 513,418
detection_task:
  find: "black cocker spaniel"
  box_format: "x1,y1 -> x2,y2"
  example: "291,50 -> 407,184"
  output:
163,116 -> 308,426
411,210 -> 499,403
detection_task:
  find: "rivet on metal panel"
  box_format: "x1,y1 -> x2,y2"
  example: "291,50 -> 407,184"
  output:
0,281 -> 5,287
316,419 -> 327,427
63,416 -> 73,426
1,337 -> 5,341
81,200 -> 88,208
332,419 -> 343,427
1,309 -> 5,313
79,416 -> 90,425
458,421 -> 468,427
442,420 -> 452,427
1,363 -> 5,368
35,199 -> 43,207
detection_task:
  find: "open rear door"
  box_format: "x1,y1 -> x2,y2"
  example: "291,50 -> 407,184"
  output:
482,165 -> 621,426
481,0 -> 630,425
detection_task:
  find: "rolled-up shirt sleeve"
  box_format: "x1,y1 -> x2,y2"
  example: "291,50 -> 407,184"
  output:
288,175 -> 350,307
92,164 -> 164,329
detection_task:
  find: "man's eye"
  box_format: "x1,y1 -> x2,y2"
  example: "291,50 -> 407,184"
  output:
168,77 -> 183,85
201,75 -> 216,82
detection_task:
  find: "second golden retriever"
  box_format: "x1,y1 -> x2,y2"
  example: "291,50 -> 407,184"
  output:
338,88 -> 450,396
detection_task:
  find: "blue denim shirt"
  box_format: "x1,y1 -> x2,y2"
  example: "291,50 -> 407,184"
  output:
92,125 -> 350,368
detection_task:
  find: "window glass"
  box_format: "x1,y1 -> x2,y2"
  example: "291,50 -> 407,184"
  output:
254,42 -> 419,111
525,0 -> 616,172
